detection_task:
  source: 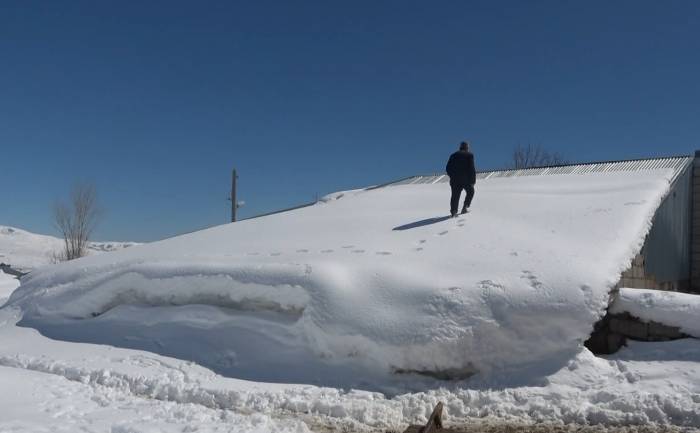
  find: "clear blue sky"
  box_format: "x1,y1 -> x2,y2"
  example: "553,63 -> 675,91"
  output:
1,1 -> 699,242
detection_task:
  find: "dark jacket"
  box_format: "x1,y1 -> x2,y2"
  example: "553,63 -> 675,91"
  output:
446,150 -> 476,185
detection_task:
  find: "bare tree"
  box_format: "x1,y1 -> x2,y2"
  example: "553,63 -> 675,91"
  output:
512,144 -> 568,169
53,182 -> 102,261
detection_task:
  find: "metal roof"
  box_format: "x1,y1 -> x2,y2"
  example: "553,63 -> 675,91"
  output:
381,155 -> 693,188
230,155 -> 693,225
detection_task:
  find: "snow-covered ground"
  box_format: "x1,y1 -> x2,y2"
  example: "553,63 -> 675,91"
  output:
2,167 -> 700,431
0,305 -> 699,432
0,225 -> 138,272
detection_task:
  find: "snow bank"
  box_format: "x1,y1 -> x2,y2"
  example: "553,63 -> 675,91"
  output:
610,288 -> 700,338
7,169 -> 677,388
0,270 -> 19,305
0,365 -> 311,433
0,308 -> 699,429
0,225 -> 138,272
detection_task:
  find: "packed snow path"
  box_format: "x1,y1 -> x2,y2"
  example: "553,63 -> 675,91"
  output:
7,169 -> 676,389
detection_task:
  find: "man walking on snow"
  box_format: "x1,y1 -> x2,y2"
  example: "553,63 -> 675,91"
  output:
445,141 -> 476,217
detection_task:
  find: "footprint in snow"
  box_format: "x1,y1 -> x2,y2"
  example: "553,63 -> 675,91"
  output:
296,249 -> 309,253
270,252 -> 282,256
376,251 -> 392,256
418,239 -> 427,244
437,230 -> 448,236
321,249 -> 334,254
246,252 -> 260,256
414,247 -> 424,252
351,249 -> 365,254
341,245 -> 354,249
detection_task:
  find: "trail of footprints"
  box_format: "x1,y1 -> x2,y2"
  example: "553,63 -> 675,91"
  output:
247,218 -> 468,258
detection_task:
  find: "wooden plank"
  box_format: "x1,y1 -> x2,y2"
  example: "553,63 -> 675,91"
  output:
403,402 -> 444,433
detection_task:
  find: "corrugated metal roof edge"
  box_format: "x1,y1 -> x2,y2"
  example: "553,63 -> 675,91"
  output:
381,154 -> 694,188
488,154 -> 693,172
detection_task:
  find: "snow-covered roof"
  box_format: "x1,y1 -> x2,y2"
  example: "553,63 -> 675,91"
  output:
6,159 -> 684,390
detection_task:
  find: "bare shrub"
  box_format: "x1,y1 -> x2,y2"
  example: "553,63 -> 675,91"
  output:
53,182 -> 102,261
512,144 -> 568,169
48,249 -> 67,264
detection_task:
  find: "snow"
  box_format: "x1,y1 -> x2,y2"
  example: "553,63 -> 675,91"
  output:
0,366 -> 311,433
0,269 -> 20,305
0,225 -> 138,272
7,169 -> 677,388
0,306 -> 698,431
1,167 -> 700,431
611,288 -> 700,338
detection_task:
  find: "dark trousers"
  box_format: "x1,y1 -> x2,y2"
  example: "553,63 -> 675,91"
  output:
450,182 -> 475,214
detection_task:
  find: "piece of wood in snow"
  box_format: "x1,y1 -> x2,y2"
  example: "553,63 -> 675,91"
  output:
402,402 -> 443,433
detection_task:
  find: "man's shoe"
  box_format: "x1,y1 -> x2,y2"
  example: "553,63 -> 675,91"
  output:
450,212 -> 457,218
461,208 -> 469,214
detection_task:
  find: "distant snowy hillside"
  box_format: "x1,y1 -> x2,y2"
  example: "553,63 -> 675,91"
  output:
0,225 -> 138,272
7,169 -> 677,390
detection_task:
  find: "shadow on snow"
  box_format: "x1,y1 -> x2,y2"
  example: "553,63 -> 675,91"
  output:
393,216 -> 451,231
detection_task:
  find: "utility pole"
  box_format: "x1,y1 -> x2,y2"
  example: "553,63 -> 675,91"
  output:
231,168 -> 238,222
228,168 -> 245,223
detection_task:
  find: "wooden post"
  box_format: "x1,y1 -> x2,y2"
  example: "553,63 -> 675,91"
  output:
231,169 -> 237,222
421,402 -> 444,433
402,402 -> 444,433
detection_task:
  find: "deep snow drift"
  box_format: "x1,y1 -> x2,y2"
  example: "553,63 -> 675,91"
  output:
7,169 -> 678,389
0,225 -> 138,272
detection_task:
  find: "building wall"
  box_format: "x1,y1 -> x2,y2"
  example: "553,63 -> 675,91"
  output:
692,154 -> 700,291
617,161 -> 694,292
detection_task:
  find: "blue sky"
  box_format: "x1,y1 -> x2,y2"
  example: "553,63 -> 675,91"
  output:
1,1 -> 699,241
